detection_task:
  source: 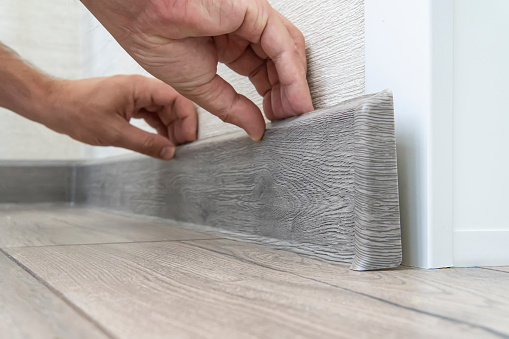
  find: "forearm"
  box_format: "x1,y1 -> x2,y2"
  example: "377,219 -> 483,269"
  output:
0,42 -> 54,123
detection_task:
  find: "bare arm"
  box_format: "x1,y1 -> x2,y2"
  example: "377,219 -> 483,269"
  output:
0,43 -> 52,122
0,43 -> 197,160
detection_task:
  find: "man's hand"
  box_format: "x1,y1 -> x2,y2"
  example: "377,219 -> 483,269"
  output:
44,75 -> 197,160
0,42 -> 197,160
81,0 -> 314,141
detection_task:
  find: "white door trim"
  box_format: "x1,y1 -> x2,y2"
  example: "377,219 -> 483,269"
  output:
365,0 -> 454,268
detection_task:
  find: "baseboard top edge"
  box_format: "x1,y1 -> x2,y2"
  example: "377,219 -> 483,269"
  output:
0,90 -> 393,169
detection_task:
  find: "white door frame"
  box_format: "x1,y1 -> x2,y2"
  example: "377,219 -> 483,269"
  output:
365,0 -> 454,268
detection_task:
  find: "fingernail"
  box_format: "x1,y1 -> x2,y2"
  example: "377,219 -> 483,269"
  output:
160,146 -> 175,160
250,132 -> 264,142
249,128 -> 265,142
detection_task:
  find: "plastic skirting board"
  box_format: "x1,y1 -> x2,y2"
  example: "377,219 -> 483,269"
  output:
0,91 -> 401,270
74,90 -> 402,270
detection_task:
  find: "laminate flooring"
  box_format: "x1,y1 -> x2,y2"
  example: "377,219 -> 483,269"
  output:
1,204 -> 508,339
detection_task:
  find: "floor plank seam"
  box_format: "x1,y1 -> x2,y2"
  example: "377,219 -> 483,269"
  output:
3,238 -> 224,249
182,241 -> 509,339
3,206 -> 507,337
335,286 -> 509,339
479,267 -> 509,274
0,248 -> 118,339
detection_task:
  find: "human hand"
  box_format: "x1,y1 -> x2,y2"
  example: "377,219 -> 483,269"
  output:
81,0 -> 314,141
43,75 -> 197,160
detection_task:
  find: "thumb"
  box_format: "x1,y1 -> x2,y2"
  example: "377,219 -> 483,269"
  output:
112,124 -> 176,160
181,74 -> 266,141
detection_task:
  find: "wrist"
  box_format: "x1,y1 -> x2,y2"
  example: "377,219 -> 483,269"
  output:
80,0 -> 141,42
14,74 -> 59,124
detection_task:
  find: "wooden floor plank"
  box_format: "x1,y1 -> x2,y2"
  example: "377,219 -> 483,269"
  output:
0,204 -> 217,248
7,241 -> 505,339
186,239 -> 509,338
482,266 -> 509,273
0,251 -> 109,339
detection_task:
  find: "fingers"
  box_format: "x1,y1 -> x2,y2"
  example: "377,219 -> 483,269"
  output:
223,46 -> 271,98
111,123 -> 176,160
180,74 -> 266,141
226,6 -> 313,120
167,96 -> 198,144
133,76 -> 198,144
259,13 -> 313,117
274,11 -> 307,73
133,109 -> 169,138
213,34 -> 271,97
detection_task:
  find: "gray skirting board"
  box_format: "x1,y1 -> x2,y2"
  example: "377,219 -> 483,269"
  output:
0,90 -> 401,270
0,162 -> 73,203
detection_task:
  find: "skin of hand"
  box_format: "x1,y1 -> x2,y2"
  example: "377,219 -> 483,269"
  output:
45,75 -> 198,160
80,0 -> 314,141
0,43 -> 197,160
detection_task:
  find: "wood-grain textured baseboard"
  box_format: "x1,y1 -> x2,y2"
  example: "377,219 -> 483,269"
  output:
0,162 -> 73,203
74,90 -> 402,270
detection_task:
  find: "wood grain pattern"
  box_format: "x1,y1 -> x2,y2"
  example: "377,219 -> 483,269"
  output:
196,0 -> 365,139
0,161 -> 72,203
8,240 -> 506,339
0,251 -> 109,339
75,90 -> 401,270
0,204 -> 217,248
188,239 -> 509,338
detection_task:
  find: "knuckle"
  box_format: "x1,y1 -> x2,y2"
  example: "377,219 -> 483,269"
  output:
128,74 -> 145,83
218,111 -> 232,124
142,136 -> 156,150
217,93 -> 240,125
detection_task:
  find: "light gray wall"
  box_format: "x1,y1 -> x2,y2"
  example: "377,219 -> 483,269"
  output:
0,0 -> 87,160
